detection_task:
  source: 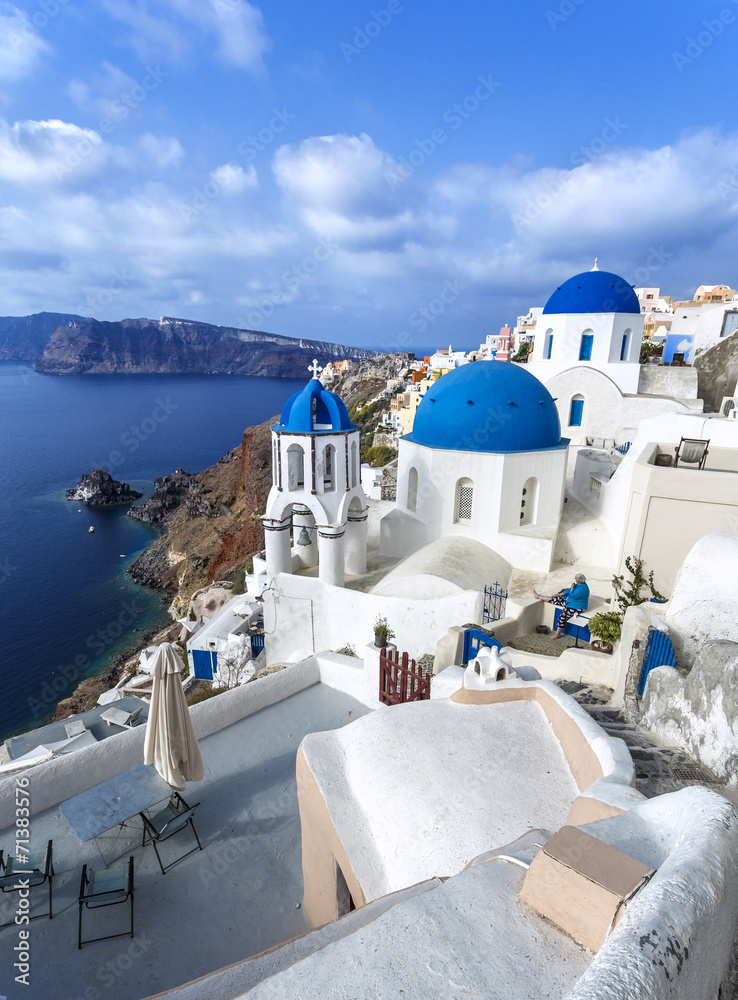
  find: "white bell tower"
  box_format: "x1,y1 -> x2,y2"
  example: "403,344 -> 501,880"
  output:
263,360 -> 367,587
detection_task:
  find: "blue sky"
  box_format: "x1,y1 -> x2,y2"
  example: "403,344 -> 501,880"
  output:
1,0 -> 738,350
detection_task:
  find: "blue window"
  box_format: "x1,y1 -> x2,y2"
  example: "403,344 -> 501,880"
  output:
545,334 -> 553,359
620,332 -> 630,361
569,398 -> 584,427
579,334 -> 593,361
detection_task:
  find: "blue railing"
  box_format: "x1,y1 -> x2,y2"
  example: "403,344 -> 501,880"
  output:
483,582 -> 508,625
462,628 -> 502,666
615,441 -> 632,455
638,627 -> 677,696
250,632 -> 265,657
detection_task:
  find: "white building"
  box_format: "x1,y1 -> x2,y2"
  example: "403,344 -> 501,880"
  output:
428,345 -> 469,369
525,263 -> 700,444
665,299 -> 738,365
526,262 -> 644,395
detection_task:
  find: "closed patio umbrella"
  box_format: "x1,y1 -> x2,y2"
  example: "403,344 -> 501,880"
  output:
144,643 -> 204,791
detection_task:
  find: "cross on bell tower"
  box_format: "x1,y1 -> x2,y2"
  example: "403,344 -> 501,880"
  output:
308,359 -> 323,380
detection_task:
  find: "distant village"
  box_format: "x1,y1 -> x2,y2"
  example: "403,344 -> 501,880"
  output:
2,263 -> 738,1000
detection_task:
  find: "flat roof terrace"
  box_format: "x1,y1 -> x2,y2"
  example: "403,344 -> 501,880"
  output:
0,684 -> 368,1000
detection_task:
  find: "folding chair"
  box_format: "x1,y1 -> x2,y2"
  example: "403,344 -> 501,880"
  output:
0,840 -> 54,929
673,437 -> 710,470
78,857 -> 134,949
140,793 -> 203,875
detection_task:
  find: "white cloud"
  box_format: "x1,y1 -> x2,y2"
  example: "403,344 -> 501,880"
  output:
209,162 -> 258,193
2,126 -> 738,347
0,117 -> 184,184
272,133 -> 425,249
0,3 -> 51,81
68,62 -> 139,119
101,0 -> 269,71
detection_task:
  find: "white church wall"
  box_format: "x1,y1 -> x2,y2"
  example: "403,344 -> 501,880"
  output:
263,572 -> 482,667
543,367 -> 698,448
662,531 -> 738,667
388,439 -> 565,571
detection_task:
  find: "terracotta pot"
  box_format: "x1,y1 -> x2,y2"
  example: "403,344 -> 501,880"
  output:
591,639 -> 613,655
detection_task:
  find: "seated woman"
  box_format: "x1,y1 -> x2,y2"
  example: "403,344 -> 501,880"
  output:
534,574 -> 590,639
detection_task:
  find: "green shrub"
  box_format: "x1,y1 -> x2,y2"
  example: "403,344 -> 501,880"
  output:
364,445 -> 396,468
232,563 -> 246,595
588,612 -> 622,644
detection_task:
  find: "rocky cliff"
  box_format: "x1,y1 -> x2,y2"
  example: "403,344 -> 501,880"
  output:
125,352 -> 415,611
127,416 -> 276,610
67,468 -> 143,505
0,311 -> 84,362
31,315 -> 376,375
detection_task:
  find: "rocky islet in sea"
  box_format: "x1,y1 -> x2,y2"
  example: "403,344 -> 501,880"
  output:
66,468 -> 143,506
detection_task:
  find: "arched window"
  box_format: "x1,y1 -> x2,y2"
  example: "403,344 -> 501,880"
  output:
455,477 -> 474,523
323,444 -> 335,491
544,328 -> 554,360
620,328 -> 631,361
272,439 -> 279,486
520,476 -> 539,525
579,330 -> 594,361
287,444 -> 305,491
351,441 -> 357,487
568,394 -> 585,427
407,467 -> 418,512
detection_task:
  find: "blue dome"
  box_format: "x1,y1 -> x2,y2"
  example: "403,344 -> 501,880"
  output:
543,269 -> 640,315
408,362 -> 564,454
276,378 -> 356,434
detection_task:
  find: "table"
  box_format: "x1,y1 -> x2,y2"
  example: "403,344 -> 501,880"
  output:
60,764 -> 173,843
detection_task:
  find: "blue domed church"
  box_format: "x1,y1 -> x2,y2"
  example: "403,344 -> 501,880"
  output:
526,261 -> 644,398
263,363 -> 368,587
380,360 -> 569,571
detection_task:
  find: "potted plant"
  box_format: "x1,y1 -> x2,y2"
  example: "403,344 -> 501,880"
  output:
373,615 -> 395,648
587,612 -> 622,654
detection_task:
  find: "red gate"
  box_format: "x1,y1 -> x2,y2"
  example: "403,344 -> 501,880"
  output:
379,649 -> 431,706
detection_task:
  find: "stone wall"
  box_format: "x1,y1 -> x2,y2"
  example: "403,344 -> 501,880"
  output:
637,364 -> 699,399
641,640 -> 738,783
694,330 -> 738,411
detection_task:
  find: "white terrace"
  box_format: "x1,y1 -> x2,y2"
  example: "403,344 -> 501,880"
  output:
0,669 -> 368,1000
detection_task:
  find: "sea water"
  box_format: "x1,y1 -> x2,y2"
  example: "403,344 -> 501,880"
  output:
0,363 -> 303,741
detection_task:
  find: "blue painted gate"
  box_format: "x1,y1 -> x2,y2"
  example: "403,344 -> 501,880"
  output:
192,648 -> 217,680
638,627 -> 677,696
482,582 -> 508,625
250,632 -> 265,657
462,628 -> 502,666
